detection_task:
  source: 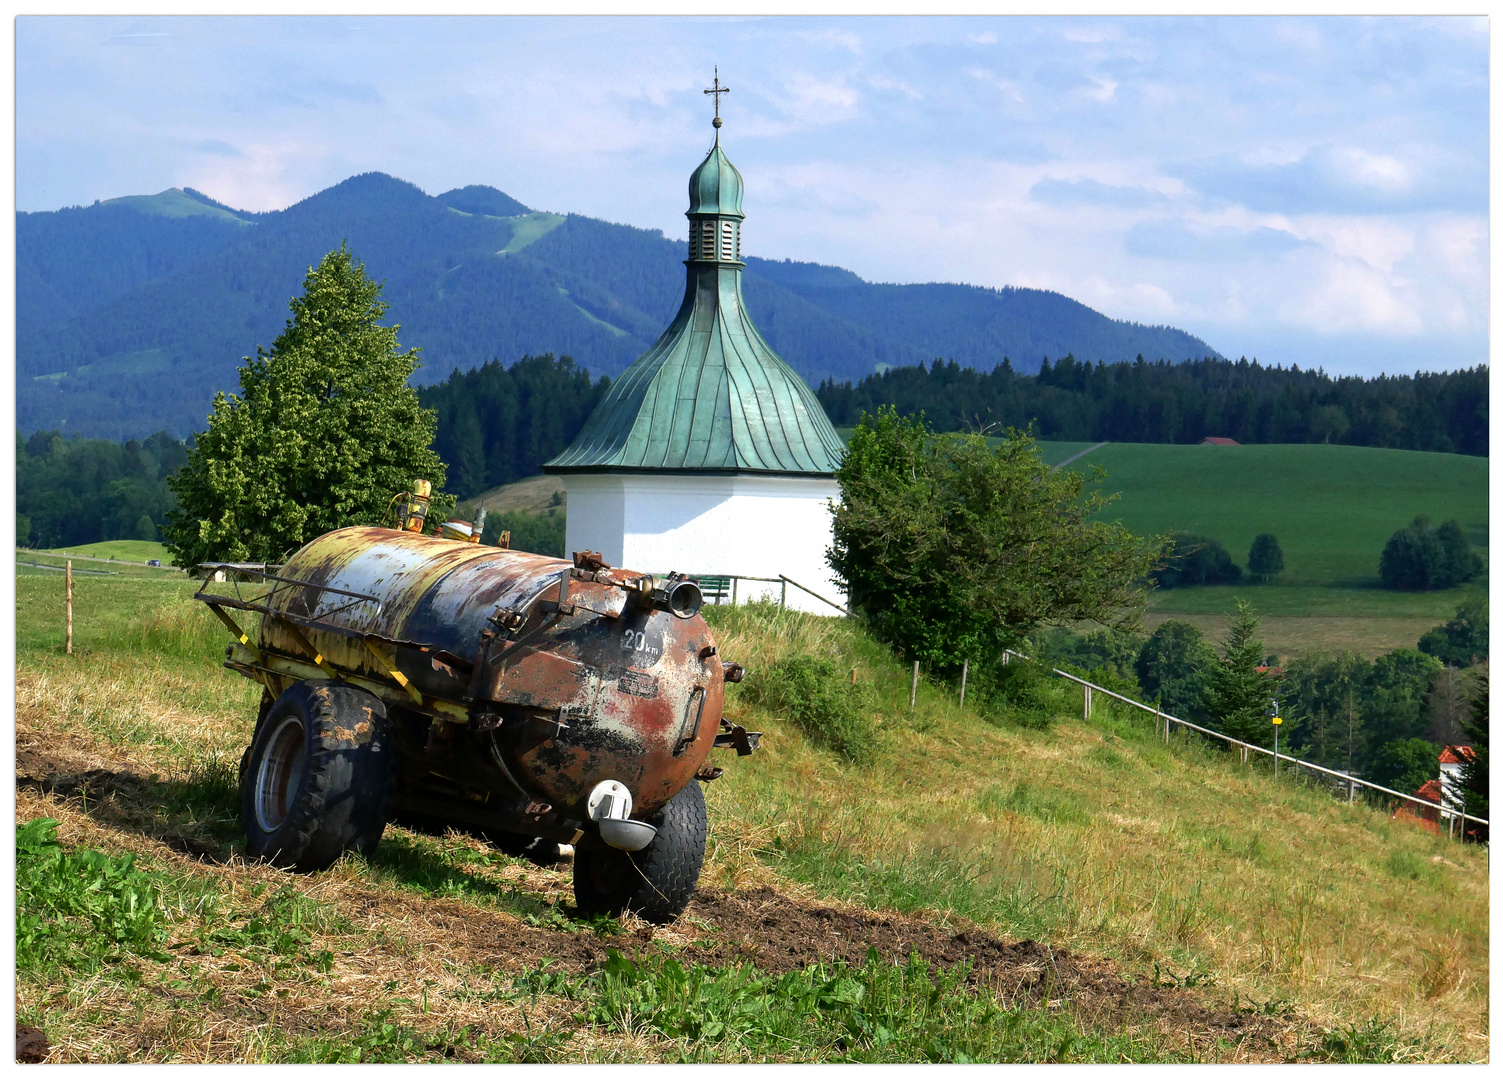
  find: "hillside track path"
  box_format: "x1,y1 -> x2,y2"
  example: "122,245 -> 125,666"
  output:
1053,441 -> 1110,469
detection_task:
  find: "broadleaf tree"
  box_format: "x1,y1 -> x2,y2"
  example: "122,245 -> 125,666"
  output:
827,406 -> 1163,673
165,243 -> 451,567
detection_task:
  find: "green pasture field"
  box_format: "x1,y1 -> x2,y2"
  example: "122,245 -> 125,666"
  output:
1058,443 -> 1487,621
38,539 -> 173,563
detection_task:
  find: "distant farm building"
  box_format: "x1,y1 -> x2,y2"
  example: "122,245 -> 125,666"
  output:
1391,744 -> 1474,834
1200,437 -> 1240,446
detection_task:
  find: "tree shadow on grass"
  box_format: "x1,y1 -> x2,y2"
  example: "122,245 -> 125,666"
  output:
16,741 -> 597,928
17,750 -> 241,861
357,831 -> 602,931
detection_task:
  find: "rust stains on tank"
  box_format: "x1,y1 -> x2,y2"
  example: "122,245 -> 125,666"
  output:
255,526 -> 726,821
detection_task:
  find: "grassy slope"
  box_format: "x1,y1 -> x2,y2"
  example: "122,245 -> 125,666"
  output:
701,605 -> 1488,1061
14,578 -> 1487,1061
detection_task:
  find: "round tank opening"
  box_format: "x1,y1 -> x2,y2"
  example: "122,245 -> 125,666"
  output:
666,580 -> 703,619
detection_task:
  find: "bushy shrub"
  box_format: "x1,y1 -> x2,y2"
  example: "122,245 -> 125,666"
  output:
828,407 -> 1160,672
741,656 -> 878,764
1153,532 -> 1241,589
968,657 -> 1062,729
1380,517 -> 1481,591
1418,599 -> 1488,667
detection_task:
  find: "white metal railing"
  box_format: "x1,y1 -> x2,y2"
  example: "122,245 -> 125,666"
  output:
1002,648 -> 1489,839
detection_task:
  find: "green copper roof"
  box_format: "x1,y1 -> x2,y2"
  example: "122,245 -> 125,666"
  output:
545,265 -> 845,475
687,141 -> 744,217
546,137 -> 844,477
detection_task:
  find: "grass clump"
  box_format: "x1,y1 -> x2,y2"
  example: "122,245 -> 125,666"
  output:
17,817 -> 168,973
970,657 -> 1068,728
525,949 -> 1182,1063
740,655 -> 879,764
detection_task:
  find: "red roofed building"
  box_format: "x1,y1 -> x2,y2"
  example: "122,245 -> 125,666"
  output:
1200,437 -> 1240,446
1391,745 -> 1474,834
1393,779 -> 1443,833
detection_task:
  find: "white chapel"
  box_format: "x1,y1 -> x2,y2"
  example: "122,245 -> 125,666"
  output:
544,88 -> 847,613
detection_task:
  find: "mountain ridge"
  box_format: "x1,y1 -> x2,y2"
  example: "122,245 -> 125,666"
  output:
18,171 -> 1223,439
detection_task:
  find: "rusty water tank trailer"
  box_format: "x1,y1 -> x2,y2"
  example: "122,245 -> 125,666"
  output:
197,525 -> 757,923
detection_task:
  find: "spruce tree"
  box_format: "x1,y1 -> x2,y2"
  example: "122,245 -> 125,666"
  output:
1247,533 -> 1284,581
1201,599 -> 1280,746
165,244 -> 449,567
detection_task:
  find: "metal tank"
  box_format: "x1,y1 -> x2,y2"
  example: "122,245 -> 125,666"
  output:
199,524 -> 756,917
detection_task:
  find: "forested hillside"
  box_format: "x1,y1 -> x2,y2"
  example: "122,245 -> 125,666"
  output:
819,357 -> 1488,455
18,171 -> 1217,439
417,354 -> 609,499
16,429 -> 186,549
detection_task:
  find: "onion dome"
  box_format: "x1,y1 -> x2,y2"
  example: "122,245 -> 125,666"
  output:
687,142 -> 744,218
546,117 -> 844,477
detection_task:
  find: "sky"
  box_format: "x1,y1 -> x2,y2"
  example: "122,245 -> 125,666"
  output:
14,14 -> 1490,377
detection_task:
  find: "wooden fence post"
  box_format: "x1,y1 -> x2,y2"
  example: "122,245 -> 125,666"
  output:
1083,685 -> 1093,720
910,661 -> 919,710
66,559 -> 73,656
959,659 -> 969,708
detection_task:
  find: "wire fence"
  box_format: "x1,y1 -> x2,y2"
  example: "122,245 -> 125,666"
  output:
1002,647 -> 1488,842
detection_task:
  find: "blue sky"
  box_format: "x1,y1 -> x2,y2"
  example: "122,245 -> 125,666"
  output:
16,14 -> 1489,376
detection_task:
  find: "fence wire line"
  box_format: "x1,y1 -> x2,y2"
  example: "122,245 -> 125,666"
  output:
1002,648 -> 1488,830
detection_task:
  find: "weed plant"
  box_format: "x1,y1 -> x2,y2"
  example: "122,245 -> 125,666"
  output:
516,949 -> 1185,1063
739,654 -> 879,763
17,817 -> 168,972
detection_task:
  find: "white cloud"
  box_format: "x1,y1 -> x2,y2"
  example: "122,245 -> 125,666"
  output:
1083,76 -> 1118,103
1277,258 -> 1425,335
799,28 -> 862,54
1061,23 -> 1121,44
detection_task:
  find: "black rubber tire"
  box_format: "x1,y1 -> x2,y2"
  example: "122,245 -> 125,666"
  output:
240,680 -> 393,872
573,779 -> 707,924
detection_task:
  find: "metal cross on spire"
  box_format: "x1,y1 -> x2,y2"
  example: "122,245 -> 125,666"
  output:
704,67 -> 729,132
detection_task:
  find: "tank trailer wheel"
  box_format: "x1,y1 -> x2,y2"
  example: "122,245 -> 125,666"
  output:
573,778 -> 707,924
240,680 -> 393,872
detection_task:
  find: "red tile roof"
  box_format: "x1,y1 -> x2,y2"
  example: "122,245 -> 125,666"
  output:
1439,745 -> 1475,765
1200,437 -> 1240,446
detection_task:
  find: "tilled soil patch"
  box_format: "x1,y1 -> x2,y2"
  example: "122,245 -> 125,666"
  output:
354,885 -> 1300,1057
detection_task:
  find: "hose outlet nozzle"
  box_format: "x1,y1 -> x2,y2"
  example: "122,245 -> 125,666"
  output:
627,572 -> 704,619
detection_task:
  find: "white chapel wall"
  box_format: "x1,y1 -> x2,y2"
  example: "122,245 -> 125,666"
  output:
560,473 -> 845,614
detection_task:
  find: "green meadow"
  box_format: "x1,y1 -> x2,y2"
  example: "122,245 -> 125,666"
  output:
1056,442 -> 1487,624
39,539 -> 173,563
